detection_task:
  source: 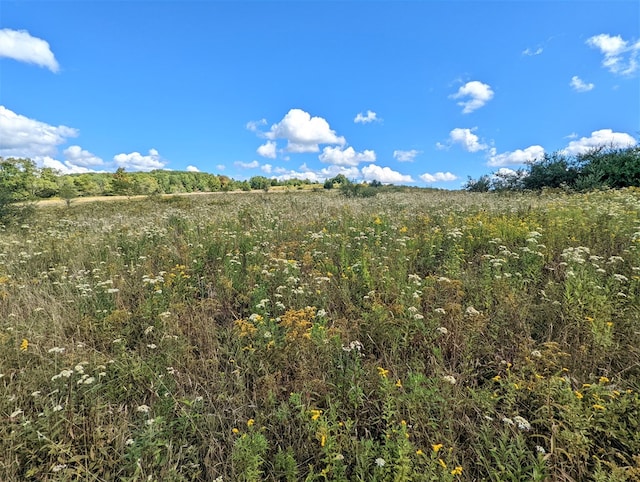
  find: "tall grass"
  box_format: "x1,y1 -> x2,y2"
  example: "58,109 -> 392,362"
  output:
1,188 -> 639,481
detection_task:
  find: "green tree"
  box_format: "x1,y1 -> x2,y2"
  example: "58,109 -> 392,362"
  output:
111,168 -> 135,196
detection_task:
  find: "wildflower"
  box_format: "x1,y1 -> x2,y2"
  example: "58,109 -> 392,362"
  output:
47,347 -> 65,354
513,416 -> 531,431
438,458 -> 447,468
377,367 -> 389,378
52,464 -> 67,472
592,404 -> 606,411
416,449 -> 424,456
432,443 -> 443,453
530,350 -> 542,358
375,457 -> 386,467
492,375 -> 501,382
451,466 -> 463,476
310,409 -> 322,421
232,428 -> 239,434
335,453 -> 345,461
599,376 -> 610,384
574,391 -> 583,399
19,338 -> 28,352
52,404 -> 63,412
434,307 -> 446,314
465,306 -> 480,316
502,417 -> 514,426
395,379 -> 403,388
125,438 -> 135,446
247,418 -> 255,427
442,375 -> 456,385
436,326 -> 448,335
137,405 -> 151,413
535,445 -> 546,454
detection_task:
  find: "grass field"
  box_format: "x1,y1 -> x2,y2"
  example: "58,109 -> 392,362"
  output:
1,188 -> 639,481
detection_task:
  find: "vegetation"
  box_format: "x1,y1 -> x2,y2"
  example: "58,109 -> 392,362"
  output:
1,187 -> 640,480
465,145 -> 640,192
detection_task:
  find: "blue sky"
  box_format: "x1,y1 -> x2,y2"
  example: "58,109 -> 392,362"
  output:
1,1 -> 639,188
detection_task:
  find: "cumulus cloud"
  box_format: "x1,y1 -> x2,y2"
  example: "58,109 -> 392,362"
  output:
186,165 -> 200,172
361,164 -> 414,184
41,156 -> 93,174
450,81 -> 494,114
522,47 -> 543,56
446,127 -> 488,152
570,76 -> 594,92
562,129 -> 636,156
393,149 -> 421,162
216,164 -> 226,171
63,145 -> 103,167
419,171 -> 458,183
0,28 -> 59,72
0,105 -> 77,158
257,140 -> 277,159
319,146 -> 376,167
354,110 -> 380,124
587,33 -> 640,76
265,109 -> 346,153
261,164 -> 272,174
488,145 -> 544,167
234,160 -> 260,169
113,149 -> 165,171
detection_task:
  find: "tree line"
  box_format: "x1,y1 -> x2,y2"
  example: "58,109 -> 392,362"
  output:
465,145 -> 640,192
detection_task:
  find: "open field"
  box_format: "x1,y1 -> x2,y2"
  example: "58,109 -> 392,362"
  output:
1,188 -> 639,481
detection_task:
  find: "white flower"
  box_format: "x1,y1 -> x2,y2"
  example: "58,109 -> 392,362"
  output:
443,375 -> 457,385
513,416 -> 531,431
465,306 -> 480,316
137,405 -> 151,413
47,347 -> 65,354
535,445 -> 546,454
502,417 -> 514,426
53,404 -> 63,412
375,457 -> 386,467
434,308 -> 446,314
436,326 -> 449,335
125,438 -> 135,446
530,350 -> 542,358
52,464 -> 67,472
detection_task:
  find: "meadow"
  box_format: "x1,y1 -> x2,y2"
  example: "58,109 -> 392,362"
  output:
1,188 -> 639,481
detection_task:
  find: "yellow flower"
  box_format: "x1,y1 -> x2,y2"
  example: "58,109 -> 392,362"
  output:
310,409 -> 322,421
20,338 -> 28,352
374,217 -> 382,225
438,458 -> 447,468
492,375 -> 501,382
232,428 -> 239,434
592,404 -> 606,411
599,376 -> 610,384
377,367 -> 389,378
247,418 -> 255,427
416,449 -> 424,456
574,391 -> 583,399
320,434 -> 326,447
399,226 -> 408,233
451,466 -> 463,476
395,379 -> 403,388
432,443 -> 443,453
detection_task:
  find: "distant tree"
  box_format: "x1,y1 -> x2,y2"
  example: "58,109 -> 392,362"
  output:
463,175 -> 491,192
249,176 -> 271,191
0,158 -> 37,224
578,145 -> 640,189
111,168 -> 135,196
522,152 -> 579,190
58,179 -> 79,207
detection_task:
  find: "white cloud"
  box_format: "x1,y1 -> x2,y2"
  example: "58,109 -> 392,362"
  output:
587,33 -> 640,76
488,145 -> 544,167
361,164 -> 414,184
354,110 -> 380,124
0,105 -> 78,158
261,164 -> 272,174
570,76 -> 594,92
393,149 -> 421,162
319,146 -> 376,167
216,164 -> 226,171
0,28 -> 59,72
63,145 -> 103,167
186,165 -> 200,172
234,160 -> 260,169
246,118 -> 267,132
257,140 -> 277,159
522,47 -> 543,56
448,127 -> 488,152
265,109 -> 346,153
419,171 -> 458,183
450,81 -> 494,114
40,156 -> 92,174
113,149 -> 165,171
562,129 -> 637,156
